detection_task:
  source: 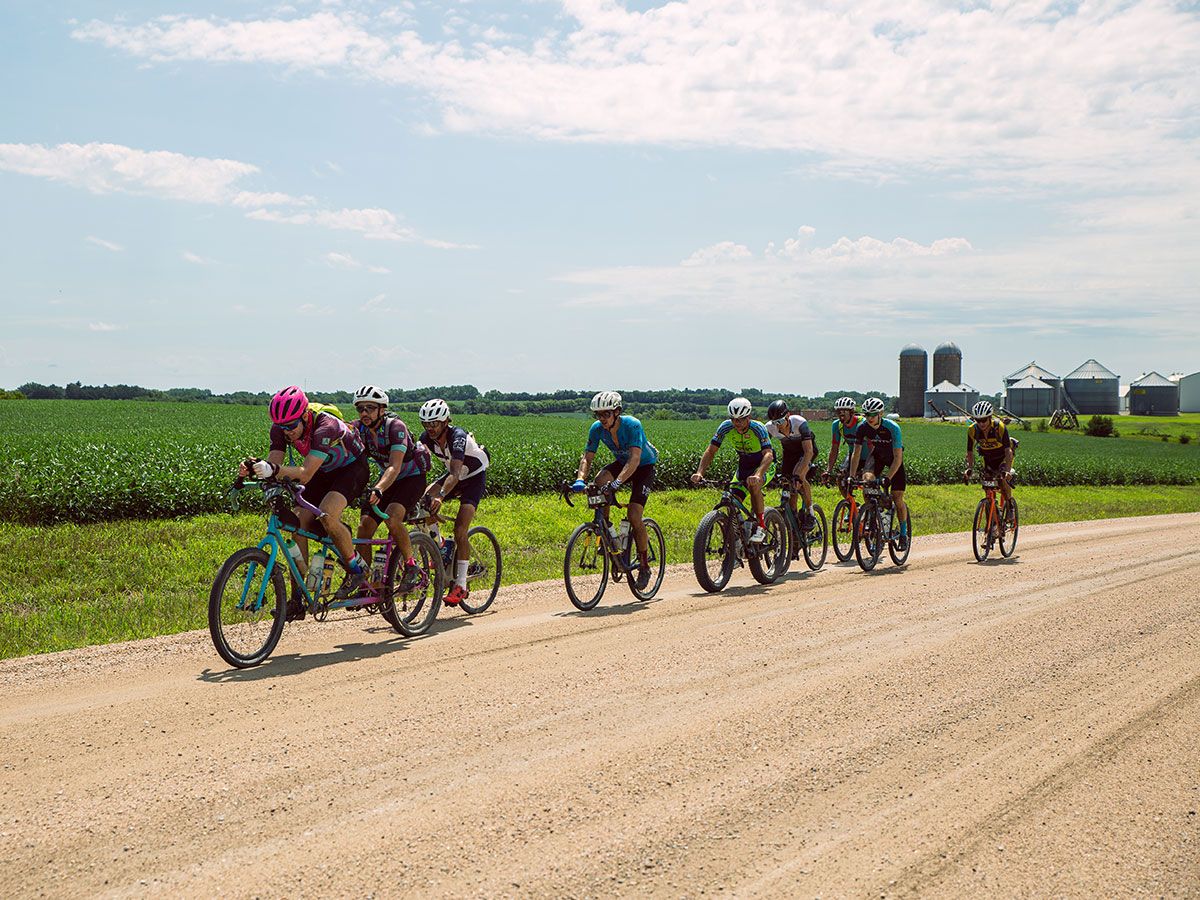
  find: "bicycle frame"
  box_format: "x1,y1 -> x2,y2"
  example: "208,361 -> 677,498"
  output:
562,485 -> 639,576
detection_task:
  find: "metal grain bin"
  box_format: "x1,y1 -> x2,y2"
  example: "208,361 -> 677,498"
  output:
1178,371 -> 1200,413
1128,371 -> 1180,416
932,341 -> 962,388
898,344 -> 927,417
1005,362 -> 1061,408
1063,359 -> 1119,414
925,380 -> 970,417
1006,375 -> 1054,417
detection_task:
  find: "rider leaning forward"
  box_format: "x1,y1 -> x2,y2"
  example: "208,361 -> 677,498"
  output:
691,397 -> 775,543
963,400 -> 1016,507
847,397 -> 910,551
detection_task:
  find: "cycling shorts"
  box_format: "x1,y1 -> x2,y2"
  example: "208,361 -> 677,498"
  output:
305,457 -> 369,509
603,460 -> 655,507
434,470 -> 487,509
370,471 -> 426,519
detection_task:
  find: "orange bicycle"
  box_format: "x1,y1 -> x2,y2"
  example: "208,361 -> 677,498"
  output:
829,473 -> 862,562
968,469 -> 1018,561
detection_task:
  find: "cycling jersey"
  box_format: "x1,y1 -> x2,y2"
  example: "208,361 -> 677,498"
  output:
711,419 -> 772,456
765,415 -> 815,447
586,415 -> 658,466
419,426 -> 489,481
854,418 -> 903,465
831,414 -> 864,446
270,411 -> 364,472
356,414 -> 429,479
967,418 -> 1011,455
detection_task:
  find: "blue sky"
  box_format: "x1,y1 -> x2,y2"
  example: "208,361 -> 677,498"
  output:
2,0 -> 1197,395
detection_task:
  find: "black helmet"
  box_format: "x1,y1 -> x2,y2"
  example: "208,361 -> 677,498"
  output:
767,399 -> 789,421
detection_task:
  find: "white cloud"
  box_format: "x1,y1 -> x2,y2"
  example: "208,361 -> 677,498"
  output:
88,321 -> 125,332
681,241 -> 752,266
85,235 -> 124,252
322,250 -> 390,273
297,303 -> 334,316
360,292 -> 397,312
182,251 -> 213,264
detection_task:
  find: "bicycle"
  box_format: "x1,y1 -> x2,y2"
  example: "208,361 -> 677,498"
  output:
404,496 -> 502,615
968,469 -> 1019,562
559,481 -> 667,610
692,478 -> 788,593
209,477 -> 444,668
848,476 -> 912,572
768,473 -> 828,570
828,473 -> 862,563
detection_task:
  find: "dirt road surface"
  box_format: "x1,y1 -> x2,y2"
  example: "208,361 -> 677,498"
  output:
2,514 -> 1198,898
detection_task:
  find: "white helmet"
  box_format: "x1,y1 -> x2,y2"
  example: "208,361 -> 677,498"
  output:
727,397 -> 753,419
418,398 -> 451,422
354,384 -> 389,407
590,390 -> 622,412
862,397 -> 886,415
972,400 -> 994,419
834,396 -> 856,412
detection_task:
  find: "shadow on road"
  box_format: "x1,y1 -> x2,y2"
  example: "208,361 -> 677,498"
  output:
553,598 -> 655,619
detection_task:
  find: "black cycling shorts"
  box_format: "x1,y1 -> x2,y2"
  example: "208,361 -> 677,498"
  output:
980,451 -> 1007,475
603,460 -> 655,507
434,471 -> 486,509
736,452 -> 766,484
369,471 -> 426,519
304,457 -> 369,509
862,461 -> 906,492
780,444 -> 819,482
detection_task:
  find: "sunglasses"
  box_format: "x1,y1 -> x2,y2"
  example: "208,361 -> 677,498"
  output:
280,417 -> 304,432
594,410 -> 616,419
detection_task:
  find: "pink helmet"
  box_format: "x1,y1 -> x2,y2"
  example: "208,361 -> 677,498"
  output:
269,385 -> 309,424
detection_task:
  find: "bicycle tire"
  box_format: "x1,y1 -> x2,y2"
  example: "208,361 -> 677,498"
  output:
382,531 -> 444,636
564,522 -> 609,611
458,525 -> 501,614
803,504 -> 829,571
748,508 -> 789,584
888,508 -> 911,566
208,546 -> 287,668
971,498 -> 991,562
854,505 -> 884,572
832,499 -> 855,562
693,509 -> 734,593
627,518 -> 666,601
1000,498 -> 1019,558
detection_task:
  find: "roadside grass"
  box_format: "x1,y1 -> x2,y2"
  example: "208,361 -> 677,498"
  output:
4,484 -> 1199,660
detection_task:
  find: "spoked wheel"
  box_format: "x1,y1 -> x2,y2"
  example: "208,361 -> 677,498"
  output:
832,499 -> 855,562
999,498 -> 1019,558
458,526 -> 502,614
971,499 -> 992,562
627,518 -> 666,601
564,523 -> 609,611
208,547 -> 287,668
749,508 -> 789,584
888,508 -> 911,566
382,531 -> 444,636
854,505 -> 884,572
693,509 -> 735,593
803,505 -> 829,571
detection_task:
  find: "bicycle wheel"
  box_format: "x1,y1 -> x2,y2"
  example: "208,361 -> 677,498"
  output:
458,526 -> 501,614
749,508 -> 789,584
803,504 -> 829,571
382,531 -> 443,636
831,499 -> 855,562
693,509 -> 735,593
971,499 -> 991,562
888,508 -> 911,566
1000,498 -> 1019,558
564,522 -> 609,611
627,518 -> 667,601
208,546 -> 287,668
854,505 -> 884,572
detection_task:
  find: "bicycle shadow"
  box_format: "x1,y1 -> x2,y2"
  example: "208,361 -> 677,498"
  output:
554,598 -> 656,619
360,614 -> 475,638
975,555 -> 1022,566
687,582 -> 775,599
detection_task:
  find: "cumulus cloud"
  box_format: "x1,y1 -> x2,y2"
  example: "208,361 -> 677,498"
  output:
681,241 -> 752,266
323,250 -> 390,273
182,251 -> 213,264
85,235 -> 124,252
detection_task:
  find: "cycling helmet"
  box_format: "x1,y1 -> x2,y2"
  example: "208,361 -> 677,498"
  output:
590,390 -> 622,412
767,399 -> 789,421
728,397 -> 753,419
971,400 -> 994,419
834,396 -> 857,412
354,385 -> 389,407
269,385 -> 308,424
862,397 -> 886,415
418,398 -> 451,422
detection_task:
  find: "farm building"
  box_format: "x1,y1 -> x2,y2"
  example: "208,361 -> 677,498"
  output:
1063,359 -> 1120,414
1004,362 -> 1061,409
1128,372 -> 1180,416
924,380 -> 978,418
1005,375 -> 1055,417
1172,372 -> 1200,413
898,344 -> 927,417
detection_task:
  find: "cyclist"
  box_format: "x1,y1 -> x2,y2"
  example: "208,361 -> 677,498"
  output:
417,398 -> 489,607
691,397 -> 775,543
823,396 -> 865,486
240,385 -> 370,617
963,400 -> 1015,508
352,385 -> 430,592
572,390 -> 659,590
764,399 -> 819,530
847,397 -> 910,551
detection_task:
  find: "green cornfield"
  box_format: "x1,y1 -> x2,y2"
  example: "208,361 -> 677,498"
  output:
1,401 -> 1197,524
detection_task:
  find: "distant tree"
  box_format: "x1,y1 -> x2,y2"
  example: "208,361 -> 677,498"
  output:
18,382 -> 64,399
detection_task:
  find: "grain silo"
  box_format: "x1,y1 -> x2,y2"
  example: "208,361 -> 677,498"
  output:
898,344 -> 927,417
1063,359 -> 1120,414
1005,362 -> 1061,408
932,341 -> 962,387
1128,372 -> 1179,416
1006,375 -> 1055,417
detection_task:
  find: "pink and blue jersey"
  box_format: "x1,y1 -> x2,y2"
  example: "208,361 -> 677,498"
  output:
355,415 -> 429,479
270,411 -> 364,471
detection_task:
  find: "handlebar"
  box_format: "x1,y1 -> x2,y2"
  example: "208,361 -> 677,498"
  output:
558,480 -> 624,509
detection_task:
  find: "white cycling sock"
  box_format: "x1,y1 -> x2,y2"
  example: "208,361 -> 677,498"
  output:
455,560 -> 469,588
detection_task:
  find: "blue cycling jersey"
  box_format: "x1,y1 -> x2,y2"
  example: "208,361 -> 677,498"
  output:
586,415 -> 658,466
854,418 -> 903,462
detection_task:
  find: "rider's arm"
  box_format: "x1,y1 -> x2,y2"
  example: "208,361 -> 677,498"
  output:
886,447 -> 903,481
439,458 -> 465,498
278,452 -> 323,484
694,443 -> 719,478
826,436 -> 840,474
375,446 -> 406,493
756,447 -> 774,479
616,446 -> 641,483
848,440 -> 862,474
577,449 -> 596,482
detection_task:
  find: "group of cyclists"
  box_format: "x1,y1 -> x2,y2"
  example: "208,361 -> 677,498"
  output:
240,384 -> 1019,610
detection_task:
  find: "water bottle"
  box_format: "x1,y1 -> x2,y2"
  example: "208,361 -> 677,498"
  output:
305,548 -> 325,595
442,538 -> 456,568
608,520 -> 620,543
429,523 -> 442,545
320,552 -> 335,595
617,519 -> 631,551
742,519 -> 755,543
371,548 -> 387,583
285,537 -> 304,570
